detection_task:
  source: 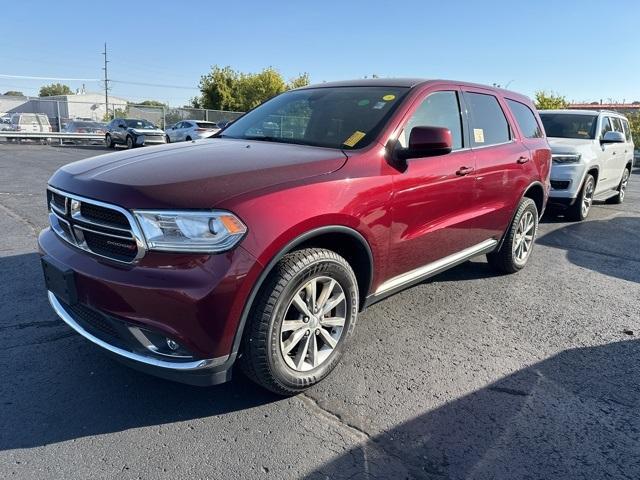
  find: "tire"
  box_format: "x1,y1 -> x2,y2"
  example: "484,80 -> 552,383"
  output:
240,248 -> 359,395
185,136 -> 192,142
165,135 -> 171,144
487,197 -> 538,274
126,135 -> 134,149
566,174 -> 595,221
609,167 -> 630,205
105,134 -> 115,149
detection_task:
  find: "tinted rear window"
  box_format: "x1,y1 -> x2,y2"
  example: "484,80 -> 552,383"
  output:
539,113 -> 597,139
506,99 -> 543,139
465,92 -> 511,146
196,122 -> 217,128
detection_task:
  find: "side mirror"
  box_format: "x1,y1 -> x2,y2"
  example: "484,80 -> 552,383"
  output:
397,126 -> 453,161
601,131 -> 625,144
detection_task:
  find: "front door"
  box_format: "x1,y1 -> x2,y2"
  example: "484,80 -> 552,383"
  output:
387,89 -> 480,282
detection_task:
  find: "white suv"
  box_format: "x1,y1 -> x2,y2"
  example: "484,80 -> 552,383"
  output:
539,110 -> 634,220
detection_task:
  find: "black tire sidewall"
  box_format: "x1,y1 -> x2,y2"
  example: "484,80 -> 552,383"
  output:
126,136 -> 134,149
266,258 -> 358,390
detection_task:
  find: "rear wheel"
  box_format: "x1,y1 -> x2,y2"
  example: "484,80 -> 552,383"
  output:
609,167 -> 630,204
240,248 -> 358,395
487,197 -> 538,273
566,174 -> 595,221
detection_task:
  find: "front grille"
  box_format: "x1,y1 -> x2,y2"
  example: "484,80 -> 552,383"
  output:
551,180 -> 570,190
80,202 -> 129,228
47,188 -> 144,263
66,302 -> 121,340
83,230 -> 138,262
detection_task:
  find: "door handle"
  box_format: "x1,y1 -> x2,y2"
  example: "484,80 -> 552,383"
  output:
456,166 -> 474,176
517,156 -> 530,164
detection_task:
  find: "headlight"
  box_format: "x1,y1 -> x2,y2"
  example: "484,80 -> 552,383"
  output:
133,210 -> 247,253
552,154 -> 581,164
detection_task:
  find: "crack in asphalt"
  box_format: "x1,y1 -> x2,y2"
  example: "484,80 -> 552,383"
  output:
0,200 -> 39,238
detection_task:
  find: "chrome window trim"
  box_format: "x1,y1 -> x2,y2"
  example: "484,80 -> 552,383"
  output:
48,291 -> 228,371
47,186 -> 147,263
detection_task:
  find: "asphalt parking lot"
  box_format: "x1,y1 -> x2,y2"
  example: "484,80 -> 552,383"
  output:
1,143 -> 639,480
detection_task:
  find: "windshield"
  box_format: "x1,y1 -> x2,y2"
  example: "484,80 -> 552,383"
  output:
220,86 -> 409,149
125,119 -> 157,129
540,113 -> 597,139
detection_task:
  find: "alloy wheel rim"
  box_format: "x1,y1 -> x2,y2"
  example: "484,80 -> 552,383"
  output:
620,171 -> 629,201
582,179 -> 594,217
513,211 -> 535,264
279,276 -> 346,372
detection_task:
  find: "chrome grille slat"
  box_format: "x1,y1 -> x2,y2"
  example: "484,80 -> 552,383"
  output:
46,187 -> 147,264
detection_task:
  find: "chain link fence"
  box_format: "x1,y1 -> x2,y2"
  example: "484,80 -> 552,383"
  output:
0,94 -> 244,132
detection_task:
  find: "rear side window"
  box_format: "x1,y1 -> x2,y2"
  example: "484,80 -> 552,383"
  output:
622,119 -> 632,142
465,92 -> 511,147
600,117 -> 612,137
506,99 -> 542,138
399,91 -> 463,150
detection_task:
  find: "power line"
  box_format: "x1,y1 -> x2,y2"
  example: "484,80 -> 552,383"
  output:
110,79 -> 199,90
0,74 -> 100,82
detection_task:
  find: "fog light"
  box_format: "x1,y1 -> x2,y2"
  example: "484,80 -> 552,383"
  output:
166,338 -> 179,351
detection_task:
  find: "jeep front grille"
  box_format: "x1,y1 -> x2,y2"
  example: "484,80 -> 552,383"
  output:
46,187 -> 146,263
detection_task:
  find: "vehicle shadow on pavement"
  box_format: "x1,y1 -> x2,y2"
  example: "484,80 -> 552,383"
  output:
306,339 -> 640,479
0,253 -> 282,451
536,216 -> 640,284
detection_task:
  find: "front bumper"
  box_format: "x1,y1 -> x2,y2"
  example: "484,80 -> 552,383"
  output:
549,162 -> 587,199
39,228 -> 260,385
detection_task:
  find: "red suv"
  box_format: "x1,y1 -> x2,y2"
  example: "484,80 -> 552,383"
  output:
40,79 -> 550,394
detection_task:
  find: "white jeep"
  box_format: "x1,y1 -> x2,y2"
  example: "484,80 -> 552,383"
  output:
539,109 -> 634,220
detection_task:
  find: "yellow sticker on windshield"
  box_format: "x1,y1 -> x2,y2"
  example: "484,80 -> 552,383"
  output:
473,128 -> 485,143
382,94 -> 396,101
343,131 -> 366,147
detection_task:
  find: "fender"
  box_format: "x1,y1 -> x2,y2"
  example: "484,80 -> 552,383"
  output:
226,225 -> 374,362
496,180 -> 546,252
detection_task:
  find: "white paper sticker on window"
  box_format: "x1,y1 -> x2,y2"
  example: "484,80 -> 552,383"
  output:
473,128 -> 485,143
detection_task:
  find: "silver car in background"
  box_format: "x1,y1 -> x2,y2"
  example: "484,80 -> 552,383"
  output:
165,120 -> 220,143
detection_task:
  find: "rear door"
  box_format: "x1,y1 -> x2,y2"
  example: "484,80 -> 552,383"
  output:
462,88 -> 532,240
598,116 -> 618,191
611,117 -> 629,183
387,88 -> 479,280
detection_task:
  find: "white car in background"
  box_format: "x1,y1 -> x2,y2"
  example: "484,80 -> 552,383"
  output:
539,109 -> 634,220
165,120 -> 220,143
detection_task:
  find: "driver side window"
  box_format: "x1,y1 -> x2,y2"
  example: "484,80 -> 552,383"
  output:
399,91 -> 463,150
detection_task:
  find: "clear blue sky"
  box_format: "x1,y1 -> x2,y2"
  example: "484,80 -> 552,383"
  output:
1,0 -> 638,106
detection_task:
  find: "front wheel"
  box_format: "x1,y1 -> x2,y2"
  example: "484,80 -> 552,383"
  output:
240,248 -> 358,395
566,174 -> 595,221
126,135 -> 134,149
487,197 -> 538,273
105,134 -> 115,149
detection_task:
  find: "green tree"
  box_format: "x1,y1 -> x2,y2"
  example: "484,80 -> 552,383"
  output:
137,100 -> 167,107
39,83 -> 73,97
195,66 -> 310,111
534,90 -> 568,110
3,90 -> 24,97
627,112 -> 640,147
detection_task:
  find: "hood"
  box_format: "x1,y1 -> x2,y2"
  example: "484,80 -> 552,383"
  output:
546,137 -> 594,155
49,138 -> 348,209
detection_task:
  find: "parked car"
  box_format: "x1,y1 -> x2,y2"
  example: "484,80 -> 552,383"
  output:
63,121 -> 107,145
105,118 -> 166,149
165,120 -> 220,143
539,110 -> 634,220
6,113 -> 52,143
40,79 -> 550,394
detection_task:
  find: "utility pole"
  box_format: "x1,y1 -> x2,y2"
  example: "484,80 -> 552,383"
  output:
102,42 -> 110,119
